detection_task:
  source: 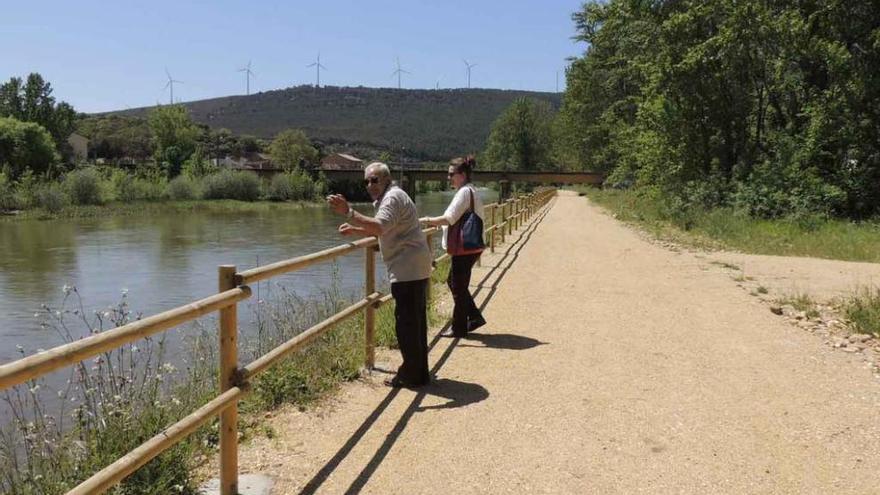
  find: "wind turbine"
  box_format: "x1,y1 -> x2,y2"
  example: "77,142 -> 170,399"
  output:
463,59 -> 477,89
391,57 -> 410,89
163,68 -> 182,104
307,53 -> 327,87
238,60 -> 255,95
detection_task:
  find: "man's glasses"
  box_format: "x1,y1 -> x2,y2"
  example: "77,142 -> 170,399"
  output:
363,177 -> 381,186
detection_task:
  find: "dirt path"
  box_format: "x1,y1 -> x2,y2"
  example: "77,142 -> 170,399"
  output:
236,191 -> 880,494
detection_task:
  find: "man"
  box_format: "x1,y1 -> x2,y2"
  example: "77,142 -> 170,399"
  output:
327,162 -> 433,388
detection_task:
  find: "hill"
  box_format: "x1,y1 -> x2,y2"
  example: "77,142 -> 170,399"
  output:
109,86 -> 561,161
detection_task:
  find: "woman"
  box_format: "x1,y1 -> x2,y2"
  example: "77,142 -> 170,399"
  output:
422,156 -> 487,338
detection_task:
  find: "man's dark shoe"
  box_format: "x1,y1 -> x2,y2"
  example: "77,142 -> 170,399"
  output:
384,375 -> 427,388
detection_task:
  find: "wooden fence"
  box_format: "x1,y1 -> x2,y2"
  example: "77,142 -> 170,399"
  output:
0,188 -> 557,495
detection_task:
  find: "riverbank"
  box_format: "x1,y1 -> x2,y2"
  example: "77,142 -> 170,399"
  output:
578,188 -> 880,263
0,198 -> 325,221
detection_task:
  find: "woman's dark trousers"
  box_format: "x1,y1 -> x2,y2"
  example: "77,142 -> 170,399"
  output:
448,253 -> 484,337
391,278 -> 430,385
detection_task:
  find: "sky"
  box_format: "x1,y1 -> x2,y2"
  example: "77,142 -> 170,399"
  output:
1,0 -> 588,113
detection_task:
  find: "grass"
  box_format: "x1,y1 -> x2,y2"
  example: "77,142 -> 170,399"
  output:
579,188 -> 880,263
1,257 -> 452,494
0,198 -> 323,221
844,288 -> 880,337
776,293 -> 820,319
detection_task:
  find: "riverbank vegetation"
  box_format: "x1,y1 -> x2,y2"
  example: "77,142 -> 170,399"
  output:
0,258 -> 451,494
581,188 -> 880,264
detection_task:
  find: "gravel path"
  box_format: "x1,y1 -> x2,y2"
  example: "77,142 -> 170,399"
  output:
235,191 -> 880,494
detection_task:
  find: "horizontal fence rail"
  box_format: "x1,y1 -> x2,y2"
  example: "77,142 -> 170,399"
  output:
0,187 -> 557,495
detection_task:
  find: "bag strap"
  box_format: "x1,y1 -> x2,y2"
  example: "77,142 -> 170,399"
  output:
467,185 -> 474,212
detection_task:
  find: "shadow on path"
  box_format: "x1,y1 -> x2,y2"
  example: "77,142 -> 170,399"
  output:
457,332 -> 548,351
297,198 -> 556,495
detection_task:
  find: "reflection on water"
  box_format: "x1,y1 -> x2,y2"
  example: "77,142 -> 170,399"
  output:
0,189 -> 497,365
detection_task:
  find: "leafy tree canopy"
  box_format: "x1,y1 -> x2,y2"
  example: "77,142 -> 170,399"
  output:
269,129 -> 318,171
0,116 -> 59,179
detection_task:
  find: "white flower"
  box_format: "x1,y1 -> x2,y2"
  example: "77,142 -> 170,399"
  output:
121,288 -> 129,296
29,385 -> 40,393
103,311 -> 111,318
171,397 -> 182,406
160,362 -> 177,373
62,284 -> 72,294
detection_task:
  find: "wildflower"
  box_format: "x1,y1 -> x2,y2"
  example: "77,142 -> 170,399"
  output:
16,344 -> 23,351
62,284 -> 72,294
33,313 -> 39,318
29,385 -> 40,393
103,311 -> 111,318
121,288 -> 129,296
113,395 -> 122,402
160,362 -> 177,373
171,397 -> 182,406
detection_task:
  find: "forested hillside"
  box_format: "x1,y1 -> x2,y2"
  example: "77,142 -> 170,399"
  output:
111,86 -> 561,160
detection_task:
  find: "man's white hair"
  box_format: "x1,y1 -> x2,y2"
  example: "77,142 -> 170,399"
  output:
365,161 -> 391,178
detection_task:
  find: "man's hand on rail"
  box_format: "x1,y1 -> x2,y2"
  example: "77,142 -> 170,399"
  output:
338,223 -> 359,236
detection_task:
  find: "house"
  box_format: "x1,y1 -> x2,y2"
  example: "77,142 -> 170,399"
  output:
320,153 -> 363,170
67,133 -> 89,161
218,151 -> 275,170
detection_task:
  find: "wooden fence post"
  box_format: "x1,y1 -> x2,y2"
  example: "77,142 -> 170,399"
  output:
489,205 -> 496,253
364,246 -> 376,370
218,265 -> 238,495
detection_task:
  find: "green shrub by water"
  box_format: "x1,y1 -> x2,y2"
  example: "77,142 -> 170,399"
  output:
166,175 -> 198,201
64,168 -> 103,205
200,170 -> 261,201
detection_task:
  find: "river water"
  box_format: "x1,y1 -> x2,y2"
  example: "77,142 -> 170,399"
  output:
0,189 -> 498,367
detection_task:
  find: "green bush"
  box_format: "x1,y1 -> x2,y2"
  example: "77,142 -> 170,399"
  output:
35,183 -> 66,212
201,170 -> 261,201
267,171 -> 320,201
0,172 -> 19,210
0,116 -> 59,179
109,169 -> 168,202
64,168 -> 102,205
167,175 -> 198,200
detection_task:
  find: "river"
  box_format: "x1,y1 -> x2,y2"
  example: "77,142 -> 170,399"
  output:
0,189 -> 498,367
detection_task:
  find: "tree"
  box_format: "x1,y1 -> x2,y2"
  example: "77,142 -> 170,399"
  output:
0,73 -> 77,154
555,0 -> 880,218
76,115 -> 152,161
481,98 -> 555,171
147,104 -> 200,177
0,116 -> 59,179
269,129 -> 318,171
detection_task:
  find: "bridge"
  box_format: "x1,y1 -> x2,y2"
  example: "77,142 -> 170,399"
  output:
2,190 -> 879,494
238,165 -> 605,199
